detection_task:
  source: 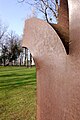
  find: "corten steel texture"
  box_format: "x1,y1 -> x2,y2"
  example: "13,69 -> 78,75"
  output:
52,0 -> 69,53
22,0 -> 80,120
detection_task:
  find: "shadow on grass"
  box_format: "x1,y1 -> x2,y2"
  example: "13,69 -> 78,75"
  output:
0,77 -> 36,90
0,72 -> 36,77
0,67 -> 36,91
0,71 -> 36,90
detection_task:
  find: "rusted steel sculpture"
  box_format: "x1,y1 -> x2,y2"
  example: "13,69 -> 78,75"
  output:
22,0 -> 80,119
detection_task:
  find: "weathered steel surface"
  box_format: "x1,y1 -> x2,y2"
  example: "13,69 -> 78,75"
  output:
22,0 -> 80,119
53,0 -> 69,53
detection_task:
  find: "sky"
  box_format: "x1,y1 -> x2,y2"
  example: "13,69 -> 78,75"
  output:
0,0 -> 32,36
0,0 -> 60,36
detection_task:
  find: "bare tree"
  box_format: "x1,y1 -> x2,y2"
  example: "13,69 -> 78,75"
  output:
0,20 -> 8,45
0,31 -> 22,66
7,31 -> 22,65
0,20 -> 8,65
1,45 -> 9,66
18,0 -> 60,23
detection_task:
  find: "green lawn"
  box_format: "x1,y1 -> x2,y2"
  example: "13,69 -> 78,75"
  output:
0,66 -> 36,120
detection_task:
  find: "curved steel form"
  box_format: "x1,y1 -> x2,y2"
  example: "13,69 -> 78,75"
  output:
22,0 -> 80,119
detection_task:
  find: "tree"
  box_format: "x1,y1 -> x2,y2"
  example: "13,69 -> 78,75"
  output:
0,20 -> 8,65
0,20 -> 8,45
7,31 -> 22,65
1,45 -> 9,66
18,0 -> 60,24
0,19 -> 22,66
0,31 -> 22,66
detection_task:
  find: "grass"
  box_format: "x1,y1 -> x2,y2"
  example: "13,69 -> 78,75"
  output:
0,66 -> 36,120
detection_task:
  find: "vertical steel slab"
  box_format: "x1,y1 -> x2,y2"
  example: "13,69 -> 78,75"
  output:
22,0 -> 80,119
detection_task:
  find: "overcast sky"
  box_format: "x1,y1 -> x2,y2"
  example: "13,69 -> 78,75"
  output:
0,0 -> 32,36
